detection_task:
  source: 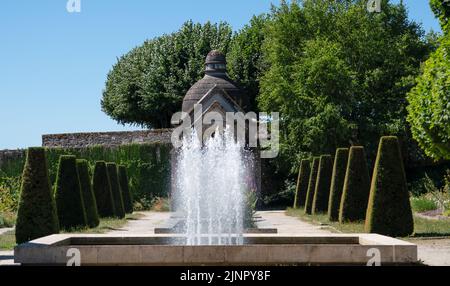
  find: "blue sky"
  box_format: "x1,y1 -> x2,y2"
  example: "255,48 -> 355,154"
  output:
0,0 -> 441,149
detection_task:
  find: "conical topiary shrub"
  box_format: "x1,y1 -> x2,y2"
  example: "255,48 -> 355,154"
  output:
328,148 -> 349,221
76,159 -> 100,228
55,155 -> 87,230
107,162 -> 125,218
339,146 -> 371,223
15,148 -> 59,244
93,161 -> 116,218
312,155 -> 333,215
304,157 -> 320,215
293,159 -> 311,208
365,136 -> 414,236
118,165 -> 133,214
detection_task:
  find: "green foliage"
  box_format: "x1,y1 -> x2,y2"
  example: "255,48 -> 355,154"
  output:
304,157 -> 320,215
107,163 -> 125,218
411,196 -> 438,212
339,147 -> 371,223
15,148 -> 59,244
118,165 -> 133,214
312,155 -> 333,214
92,161 -> 115,218
365,137 -> 414,236
55,155 -> 87,230
227,14 -> 268,112
430,0 -> 450,32
407,34 -> 450,160
293,159 -> 311,208
76,160 -> 100,228
0,175 -> 21,213
328,148 -> 349,221
259,0 -> 432,172
102,21 -> 233,128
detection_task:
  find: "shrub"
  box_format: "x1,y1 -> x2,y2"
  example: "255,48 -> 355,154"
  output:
15,148 -> 59,244
410,196 -> 438,212
118,165 -> 133,214
312,155 -> 333,214
304,157 -> 320,215
54,155 -> 87,229
293,159 -> 311,208
76,160 -> 100,228
328,148 -> 349,221
365,136 -> 414,236
92,161 -> 115,217
107,163 -> 125,218
339,146 -> 371,223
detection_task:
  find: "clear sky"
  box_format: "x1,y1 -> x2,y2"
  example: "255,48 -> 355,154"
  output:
0,0 -> 441,150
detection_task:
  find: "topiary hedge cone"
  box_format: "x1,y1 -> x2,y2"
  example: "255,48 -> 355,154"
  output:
118,165 -> 133,214
339,146 -> 371,223
312,155 -> 333,215
293,159 -> 311,208
76,159 -> 100,228
55,155 -> 87,230
365,136 -> 414,237
304,157 -> 320,215
15,147 -> 59,244
107,162 -> 125,218
328,148 -> 349,221
93,161 -> 116,218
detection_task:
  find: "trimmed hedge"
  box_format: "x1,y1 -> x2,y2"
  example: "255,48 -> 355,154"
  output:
15,148 -> 59,244
93,161 -> 116,218
339,146 -> 371,223
293,159 -> 311,208
118,165 -> 133,214
328,148 -> 349,221
107,162 -> 125,218
365,136 -> 414,236
55,155 -> 87,229
304,157 -> 320,215
76,159 -> 100,228
312,155 -> 333,215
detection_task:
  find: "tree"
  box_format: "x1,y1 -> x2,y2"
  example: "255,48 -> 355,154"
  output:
15,148 -> 59,244
312,155 -> 333,214
407,0 -> 450,160
328,148 -> 349,221
92,161 -> 116,218
55,155 -> 87,229
76,159 -> 100,228
293,159 -> 311,208
118,165 -> 133,214
102,21 -> 233,128
365,136 -> 414,237
227,15 -> 268,112
339,146 -> 371,223
107,163 -> 125,218
304,157 -> 319,215
259,0 -> 432,172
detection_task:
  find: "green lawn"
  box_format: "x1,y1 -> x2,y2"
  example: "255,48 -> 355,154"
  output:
287,207 -> 450,238
0,213 -> 143,250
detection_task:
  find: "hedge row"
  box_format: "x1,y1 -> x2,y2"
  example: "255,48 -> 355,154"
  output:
15,148 -> 135,243
298,136 -> 414,237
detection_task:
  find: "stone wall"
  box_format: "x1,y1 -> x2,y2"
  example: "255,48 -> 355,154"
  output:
42,129 -> 174,148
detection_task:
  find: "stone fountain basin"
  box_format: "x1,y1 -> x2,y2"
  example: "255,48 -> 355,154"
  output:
14,233 -> 417,265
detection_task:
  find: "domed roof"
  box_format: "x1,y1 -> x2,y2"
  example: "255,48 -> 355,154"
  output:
182,50 -> 247,113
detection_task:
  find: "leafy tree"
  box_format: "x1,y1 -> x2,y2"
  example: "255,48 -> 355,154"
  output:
15,148 -> 59,244
55,156 -> 87,229
259,0 -> 432,172
102,21 -> 232,128
407,0 -> 450,160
